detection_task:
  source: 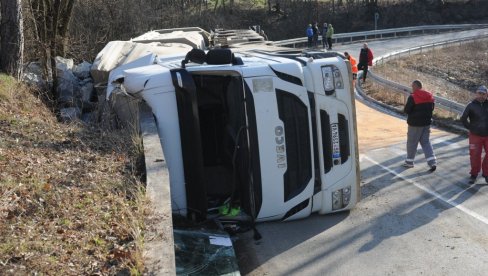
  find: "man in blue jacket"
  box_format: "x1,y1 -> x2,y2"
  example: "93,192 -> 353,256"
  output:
461,85 -> 488,184
306,24 -> 313,48
403,80 -> 437,172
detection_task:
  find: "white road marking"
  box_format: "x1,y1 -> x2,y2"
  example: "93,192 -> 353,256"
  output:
362,154 -> 488,226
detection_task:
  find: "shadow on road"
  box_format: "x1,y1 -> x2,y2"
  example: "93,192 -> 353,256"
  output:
235,133 -> 487,274
234,211 -> 349,275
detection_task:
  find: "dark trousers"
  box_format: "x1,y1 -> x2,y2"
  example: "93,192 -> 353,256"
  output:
322,37 -> 328,48
307,37 -> 313,48
327,37 -> 332,49
358,62 -> 369,81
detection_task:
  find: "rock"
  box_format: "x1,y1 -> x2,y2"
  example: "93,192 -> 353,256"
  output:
22,62 -> 45,88
25,62 -> 43,75
81,112 -> 96,123
80,80 -> 94,103
60,107 -> 81,122
73,61 -> 92,79
55,56 -> 74,72
57,70 -> 81,106
24,72 -> 44,88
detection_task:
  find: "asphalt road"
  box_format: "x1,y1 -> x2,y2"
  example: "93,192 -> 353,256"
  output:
235,28 -> 488,275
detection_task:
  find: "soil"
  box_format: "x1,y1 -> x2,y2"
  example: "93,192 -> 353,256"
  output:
355,99 -> 445,153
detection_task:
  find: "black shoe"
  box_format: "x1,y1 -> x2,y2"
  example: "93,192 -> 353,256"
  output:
469,175 -> 477,184
484,175 -> 488,184
428,165 -> 437,172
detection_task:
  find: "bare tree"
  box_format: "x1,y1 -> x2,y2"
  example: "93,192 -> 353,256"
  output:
28,0 -> 76,101
0,0 -> 24,80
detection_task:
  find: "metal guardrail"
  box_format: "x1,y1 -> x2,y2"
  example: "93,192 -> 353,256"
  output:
368,34 -> 488,115
272,24 -> 488,48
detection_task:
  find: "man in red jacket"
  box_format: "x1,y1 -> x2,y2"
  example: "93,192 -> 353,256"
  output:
403,80 -> 437,172
357,43 -> 373,83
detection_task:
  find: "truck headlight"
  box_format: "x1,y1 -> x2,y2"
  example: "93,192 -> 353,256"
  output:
322,66 -> 334,93
332,186 -> 351,210
342,186 -> 351,207
332,189 -> 342,210
333,67 -> 344,90
321,65 -> 344,95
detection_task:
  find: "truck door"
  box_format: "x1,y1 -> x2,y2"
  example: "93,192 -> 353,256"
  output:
242,66 -> 315,221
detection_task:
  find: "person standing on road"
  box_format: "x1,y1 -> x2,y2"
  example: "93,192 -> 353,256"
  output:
312,22 -> 319,47
326,24 -> 334,50
344,52 -> 358,87
357,43 -> 373,83
460,85 -> 488,184
322,23 -> 328,49
306,24 -> 313,48
403,80 -> 437,172
260,30 -> 268,41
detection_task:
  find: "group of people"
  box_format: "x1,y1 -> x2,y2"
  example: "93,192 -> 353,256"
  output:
310,24 -> 486,184
306,22 -> 334,50
375,77 -> 488,185
343,43 -> 486,185
399,81 -> 488,184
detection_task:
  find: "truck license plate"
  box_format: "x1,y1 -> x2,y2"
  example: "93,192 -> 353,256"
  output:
331,123 -> 341,160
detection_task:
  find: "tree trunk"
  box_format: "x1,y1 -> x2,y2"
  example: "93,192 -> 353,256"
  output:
0,0 -> 24,80
27,0 -> 76,103
57,0 -> 75,56
48,0 -> 62,102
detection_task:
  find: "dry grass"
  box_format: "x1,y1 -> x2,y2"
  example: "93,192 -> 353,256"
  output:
364,81 -> 461,123
362,39 -> 488,129
0,74 -> 147,275
373,39 -> 488,105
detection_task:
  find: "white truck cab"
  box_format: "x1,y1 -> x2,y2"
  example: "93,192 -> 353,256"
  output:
109,47 -> 360,222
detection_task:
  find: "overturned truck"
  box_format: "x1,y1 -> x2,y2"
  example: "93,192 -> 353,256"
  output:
93,27 -> 361,223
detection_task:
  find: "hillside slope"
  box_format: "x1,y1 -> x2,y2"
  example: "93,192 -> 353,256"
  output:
0,75 -> 146,274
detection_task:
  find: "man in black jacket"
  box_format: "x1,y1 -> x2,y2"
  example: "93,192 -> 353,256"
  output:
403,80 -> 437,172
460,85 -> 488,184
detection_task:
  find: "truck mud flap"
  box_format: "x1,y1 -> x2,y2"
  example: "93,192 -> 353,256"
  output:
171,69 -> 207,221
